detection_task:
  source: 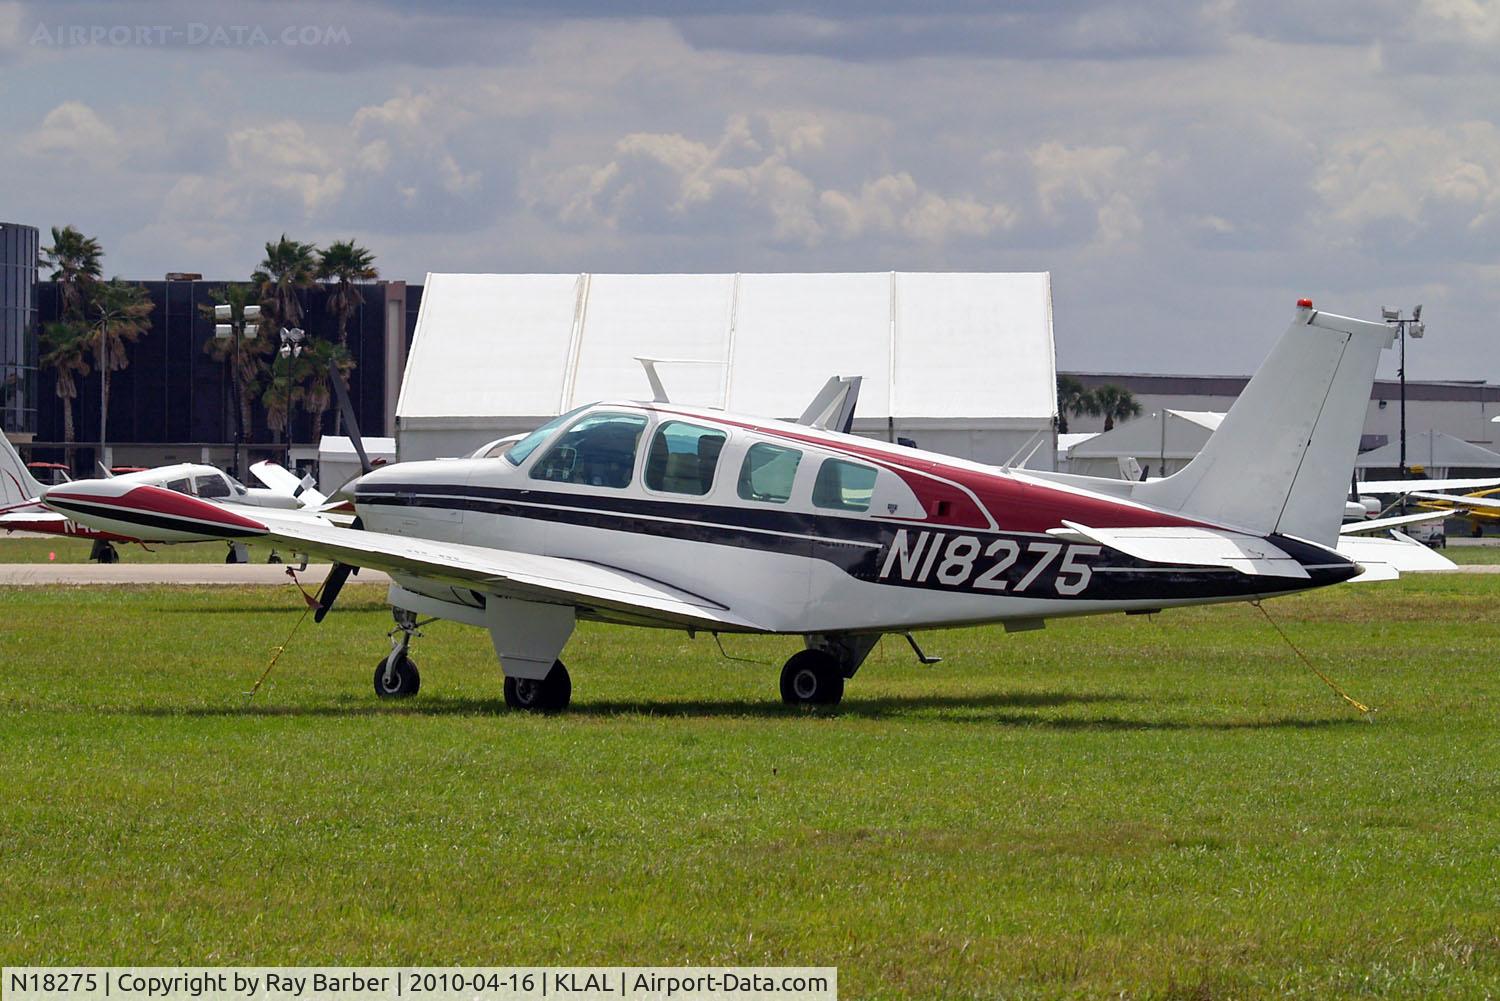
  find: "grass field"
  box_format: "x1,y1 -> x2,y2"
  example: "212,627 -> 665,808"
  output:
2,578 -> 1499,998
0,536 -> 248,563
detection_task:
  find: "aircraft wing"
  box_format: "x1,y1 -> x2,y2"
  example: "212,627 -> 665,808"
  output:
44,481 -> 763,632
0,509 -> 72,531
1050,521 -> 1310,577
1409,490 -> 1500,511
1340,509 -> 1457,534
1358,476 -> 1500,494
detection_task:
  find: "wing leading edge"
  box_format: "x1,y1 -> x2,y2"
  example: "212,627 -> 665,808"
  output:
43,482 -> 763,632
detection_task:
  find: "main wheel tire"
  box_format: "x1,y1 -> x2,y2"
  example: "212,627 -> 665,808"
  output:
373,653 -> 420,698
780,650 -> 844,707
91,541 -> 119,564
504,660 -> 572,712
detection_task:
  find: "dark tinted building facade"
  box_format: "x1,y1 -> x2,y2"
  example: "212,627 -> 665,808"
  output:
31,278 -> 420,472
0,222 -> 39,436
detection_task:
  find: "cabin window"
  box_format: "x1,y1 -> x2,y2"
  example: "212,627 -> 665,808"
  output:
737,443 -> 801,504
505,405 -> 588,466
166,478 -> 192,495
195,474 -> 232,498
645,421 -> 727,496
812,458 -> 877,512
530,412 -> 648,489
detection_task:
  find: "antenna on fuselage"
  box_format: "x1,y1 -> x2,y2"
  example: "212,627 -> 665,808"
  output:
634,357 -> 723,405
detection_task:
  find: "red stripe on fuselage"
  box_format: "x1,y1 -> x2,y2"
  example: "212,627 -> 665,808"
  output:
47,484 -> 270,532
644,406 -> 1210,534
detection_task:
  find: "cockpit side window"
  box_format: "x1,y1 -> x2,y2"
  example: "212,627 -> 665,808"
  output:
737,443 -> 801,504
166,478 -> 193,495
530,412 -> 649,489
812,458 -> 877,512
195,474 -> 232,498
505,405 -> 588,466
645,421 -> 727,496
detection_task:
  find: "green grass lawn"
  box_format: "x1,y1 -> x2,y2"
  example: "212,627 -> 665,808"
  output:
1438,542 -> 1500,565
0,536 -> 253,563
2,579 -> 1498,998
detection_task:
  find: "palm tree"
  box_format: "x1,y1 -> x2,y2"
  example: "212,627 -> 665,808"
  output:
261,353 -> 309,439
299,337 -> 354,441
90,279 -> 153,454
41,225 -> 102,322
1091,384 -> 1142,432
201,284 -> 270,466
317,240 -> 377,434
1055,375 -> 1100,434
253,235 -> 319,334
39,320 -> 92,471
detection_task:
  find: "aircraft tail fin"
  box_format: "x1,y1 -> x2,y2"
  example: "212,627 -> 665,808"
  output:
1133,303 -> 1394,548
0,428 -> 47,506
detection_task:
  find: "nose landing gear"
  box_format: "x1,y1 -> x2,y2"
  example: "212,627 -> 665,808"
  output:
373,608 -> 422,698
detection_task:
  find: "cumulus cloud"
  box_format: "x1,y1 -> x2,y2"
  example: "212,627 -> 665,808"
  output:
528,113 -> 1020,248
1313,122 -> 1500,248
19,101 -> 122,164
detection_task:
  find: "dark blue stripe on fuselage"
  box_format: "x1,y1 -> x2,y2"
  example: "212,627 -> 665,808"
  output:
354,482 -> 1359,600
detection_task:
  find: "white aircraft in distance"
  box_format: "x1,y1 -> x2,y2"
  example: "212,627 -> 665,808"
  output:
1,430 -> 325,561
45,300 -> 1405,711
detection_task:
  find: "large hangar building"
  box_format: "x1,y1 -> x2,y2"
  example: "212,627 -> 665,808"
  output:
396,272 -> 1059,468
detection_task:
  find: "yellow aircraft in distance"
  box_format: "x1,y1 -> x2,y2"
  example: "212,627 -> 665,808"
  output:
1412,488 -> 1500,535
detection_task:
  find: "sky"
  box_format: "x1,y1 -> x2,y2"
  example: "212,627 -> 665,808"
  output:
2,0 -> 1498,381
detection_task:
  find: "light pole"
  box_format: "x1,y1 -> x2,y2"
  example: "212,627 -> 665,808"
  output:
94,297 -> 123,473
279,326 -> 305,470
213,301 -> 261,477
1381,305 -> 1425,478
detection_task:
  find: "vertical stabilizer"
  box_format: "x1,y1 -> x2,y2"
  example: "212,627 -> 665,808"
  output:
0,429 -> 46,506
1133,304 -> 1394,547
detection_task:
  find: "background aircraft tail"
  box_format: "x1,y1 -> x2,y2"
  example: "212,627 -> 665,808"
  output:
0,428 -> 47,506
1133,303 -> 1394,548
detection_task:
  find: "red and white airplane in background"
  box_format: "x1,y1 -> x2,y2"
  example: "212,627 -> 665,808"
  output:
45,301 -> 1400,711
1,434 -> 324,561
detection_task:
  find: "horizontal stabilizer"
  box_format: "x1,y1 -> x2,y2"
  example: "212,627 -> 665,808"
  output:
1050,520 -> 1310,578
1337,533 -> 1455,578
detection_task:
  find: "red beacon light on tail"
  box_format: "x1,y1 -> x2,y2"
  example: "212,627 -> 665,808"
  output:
1296,297 -> 1314,309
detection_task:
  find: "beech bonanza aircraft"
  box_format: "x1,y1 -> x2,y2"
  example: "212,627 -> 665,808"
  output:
46,300 -> 1400,711
1,431 -> 322,560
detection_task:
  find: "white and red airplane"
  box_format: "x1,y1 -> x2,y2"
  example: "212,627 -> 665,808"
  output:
44,300 -> 1398,711
1,432 -> 325,560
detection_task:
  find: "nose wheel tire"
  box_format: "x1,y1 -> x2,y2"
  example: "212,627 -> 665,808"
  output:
373,653 -> 420,698
504,660 -> 572,712
780,650 -> 844,707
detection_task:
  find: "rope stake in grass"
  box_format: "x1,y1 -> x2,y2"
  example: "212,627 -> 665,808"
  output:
244,568 -> 327,700
1252,600 -> 1374,717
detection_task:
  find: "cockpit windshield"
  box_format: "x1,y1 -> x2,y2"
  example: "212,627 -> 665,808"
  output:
504,405 -> 590,466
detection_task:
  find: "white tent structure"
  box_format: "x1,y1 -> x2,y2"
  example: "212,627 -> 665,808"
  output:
1353,429 -> 1500,476
396,272 -> 1058,466
1065,409 -> 1224,479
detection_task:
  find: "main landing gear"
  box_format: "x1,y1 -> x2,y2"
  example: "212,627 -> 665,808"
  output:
373,608 -> 421,698
89,540 -> 119,564
778,634 -> 879,709
503,660 -> 572,712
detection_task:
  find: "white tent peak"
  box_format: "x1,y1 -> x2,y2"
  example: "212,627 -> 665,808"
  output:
1353,429 -> 1500,470
396,271 -> 1058,466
